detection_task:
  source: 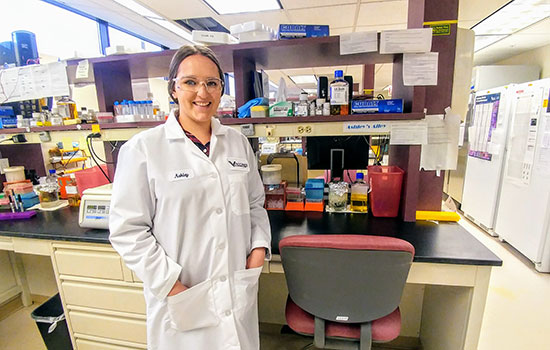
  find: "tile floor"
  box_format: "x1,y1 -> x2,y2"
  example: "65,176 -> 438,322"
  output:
1,216 -> 550,350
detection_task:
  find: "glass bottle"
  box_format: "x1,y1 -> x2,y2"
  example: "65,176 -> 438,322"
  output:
38,169 -> 60,208
329,70 -> 349,116
56,96 -> 77,120
328,179 -> 349,211
295,92 -> 309,116
350,172 -> 369,212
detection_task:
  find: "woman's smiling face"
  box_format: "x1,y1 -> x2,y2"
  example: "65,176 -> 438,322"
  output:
172,54 -> 222,126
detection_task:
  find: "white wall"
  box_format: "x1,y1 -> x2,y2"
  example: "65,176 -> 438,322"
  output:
496,44 -> 550,79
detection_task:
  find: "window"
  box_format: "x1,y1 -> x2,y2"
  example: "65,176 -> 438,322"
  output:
108,26 -> 163,53
0,0 -> 101,61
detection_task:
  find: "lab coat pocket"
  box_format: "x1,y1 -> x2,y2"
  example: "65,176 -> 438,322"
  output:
228,173 -> 250,215
166,279 -> 220,332
233,266 -> 262,314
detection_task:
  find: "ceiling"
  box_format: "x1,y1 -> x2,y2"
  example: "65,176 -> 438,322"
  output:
56,0 -> 550,95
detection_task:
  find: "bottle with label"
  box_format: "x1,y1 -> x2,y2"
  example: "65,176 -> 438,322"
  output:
329,70 -> 349,115
295,92 -> 309,116
350,172 -> 368,212
38,170 -> 60,208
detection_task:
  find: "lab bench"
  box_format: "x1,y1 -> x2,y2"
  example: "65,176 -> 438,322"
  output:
0,207 -> 501,350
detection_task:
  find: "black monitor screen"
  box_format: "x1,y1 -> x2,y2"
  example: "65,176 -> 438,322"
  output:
305,136 -> 370,175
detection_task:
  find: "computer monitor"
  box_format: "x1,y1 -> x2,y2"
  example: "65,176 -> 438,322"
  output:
305,136 -> 370,180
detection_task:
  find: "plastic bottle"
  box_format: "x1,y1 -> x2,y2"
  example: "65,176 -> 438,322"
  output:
330,70 -> 349,116
295,92 -> 309,116
350,172 -> 368,212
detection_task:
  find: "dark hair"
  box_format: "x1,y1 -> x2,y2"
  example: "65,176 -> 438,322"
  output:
167,45 -> 225,102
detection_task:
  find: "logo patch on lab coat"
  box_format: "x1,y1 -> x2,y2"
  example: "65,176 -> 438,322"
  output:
227,157 -> 249,171
169,169 -> 195,181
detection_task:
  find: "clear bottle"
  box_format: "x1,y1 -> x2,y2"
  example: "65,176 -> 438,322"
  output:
50,108 -> 63,126
328,179 -> 349,211
56,96 -> 78,120
315,98 -> 324,116
38,169 -> 60,208
330,70 -> 349,116
295,92 -> 309,116
350,172 -> 369,212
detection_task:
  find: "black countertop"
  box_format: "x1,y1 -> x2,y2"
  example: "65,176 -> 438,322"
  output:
0,207 -> 502,267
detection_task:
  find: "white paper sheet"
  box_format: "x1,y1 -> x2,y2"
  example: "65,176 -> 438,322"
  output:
390,120 -> 428,145
0,61 -> 69,103
403,52 -> 438,86
380,28 -> 432,54
76,59 -> 90,79
339,31 -> 378,55
420,108 -> 461,171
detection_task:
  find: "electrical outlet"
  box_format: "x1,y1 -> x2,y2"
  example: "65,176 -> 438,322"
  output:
297,126 -> 304,134
304,125 -> 312,134
297,125 -> 312,134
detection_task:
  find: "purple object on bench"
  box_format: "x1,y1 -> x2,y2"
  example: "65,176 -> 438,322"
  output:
0,210 -> 37,220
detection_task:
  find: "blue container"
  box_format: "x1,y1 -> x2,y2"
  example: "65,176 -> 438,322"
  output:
278,24 -> 329,39
305,179 -> 325,202
351,99 -> 403,114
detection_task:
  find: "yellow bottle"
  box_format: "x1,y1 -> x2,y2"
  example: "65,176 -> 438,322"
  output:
350,172 -> 368,212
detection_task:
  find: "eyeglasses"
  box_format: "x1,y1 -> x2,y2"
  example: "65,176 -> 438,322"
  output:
173,76 -> 224,93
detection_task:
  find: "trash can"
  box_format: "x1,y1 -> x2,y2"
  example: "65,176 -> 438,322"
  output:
31,294 -> 72,350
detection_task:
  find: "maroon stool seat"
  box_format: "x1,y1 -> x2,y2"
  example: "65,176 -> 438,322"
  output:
279,234 -> 415,350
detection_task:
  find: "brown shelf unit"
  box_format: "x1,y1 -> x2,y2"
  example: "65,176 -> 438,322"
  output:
61,0 -> 459,221
220,113 -> 425,125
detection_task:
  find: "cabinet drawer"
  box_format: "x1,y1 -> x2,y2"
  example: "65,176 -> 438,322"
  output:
63,281 -> 145,314
70,311 -> 147,344
55,249 -> 124,280
76,338 -> 145,350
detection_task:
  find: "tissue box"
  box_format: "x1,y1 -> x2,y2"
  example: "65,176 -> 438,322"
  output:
278,25 -> 329,39
269,102 -> 294,117
351,99 -> 403,114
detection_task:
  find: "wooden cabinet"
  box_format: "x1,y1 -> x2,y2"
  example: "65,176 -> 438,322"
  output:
51,242 -> 146,349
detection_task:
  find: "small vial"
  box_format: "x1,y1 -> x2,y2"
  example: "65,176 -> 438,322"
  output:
323,102 -> 331,116
295,92 -> 309,116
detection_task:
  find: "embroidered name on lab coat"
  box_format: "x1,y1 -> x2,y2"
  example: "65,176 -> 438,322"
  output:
169,169 -> 195,181
227,157 -> 249,171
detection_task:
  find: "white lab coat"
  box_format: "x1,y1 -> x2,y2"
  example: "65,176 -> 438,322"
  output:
109,113 -> 271,350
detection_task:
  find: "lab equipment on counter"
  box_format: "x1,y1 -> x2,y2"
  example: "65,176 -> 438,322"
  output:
264,182 -> 286,210
416,211 -> 460,222
37,170 -> 60,208
285,187 -> 304,211
368,166 -> 404,217
0,210 -> 36,220
328,180 -> 348,211
261,164 -> 282,185
350,172 -> 368,212
4,166 -> 25,182
304,178 -> 324,212
79,183 -> 112,229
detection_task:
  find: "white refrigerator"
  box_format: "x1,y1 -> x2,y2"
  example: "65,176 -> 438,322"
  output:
495,79 -> 550,273
461,85 -> 514,234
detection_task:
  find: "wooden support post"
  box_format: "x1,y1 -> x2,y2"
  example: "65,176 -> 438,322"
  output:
233,53 -> 256,109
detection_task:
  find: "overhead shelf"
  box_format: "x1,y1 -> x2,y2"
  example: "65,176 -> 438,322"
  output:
220,113 -> 424,125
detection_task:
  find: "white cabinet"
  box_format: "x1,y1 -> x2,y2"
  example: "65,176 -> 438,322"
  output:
51,242 -> 146,349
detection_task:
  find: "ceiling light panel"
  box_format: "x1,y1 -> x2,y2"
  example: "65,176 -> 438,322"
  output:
472,0 -> 550,35
149,18 -> 194,42
474,34 -> 507,52
203,0 -> 282,15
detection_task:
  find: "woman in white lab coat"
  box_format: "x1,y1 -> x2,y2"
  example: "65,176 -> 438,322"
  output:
109,45 -> 271,350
